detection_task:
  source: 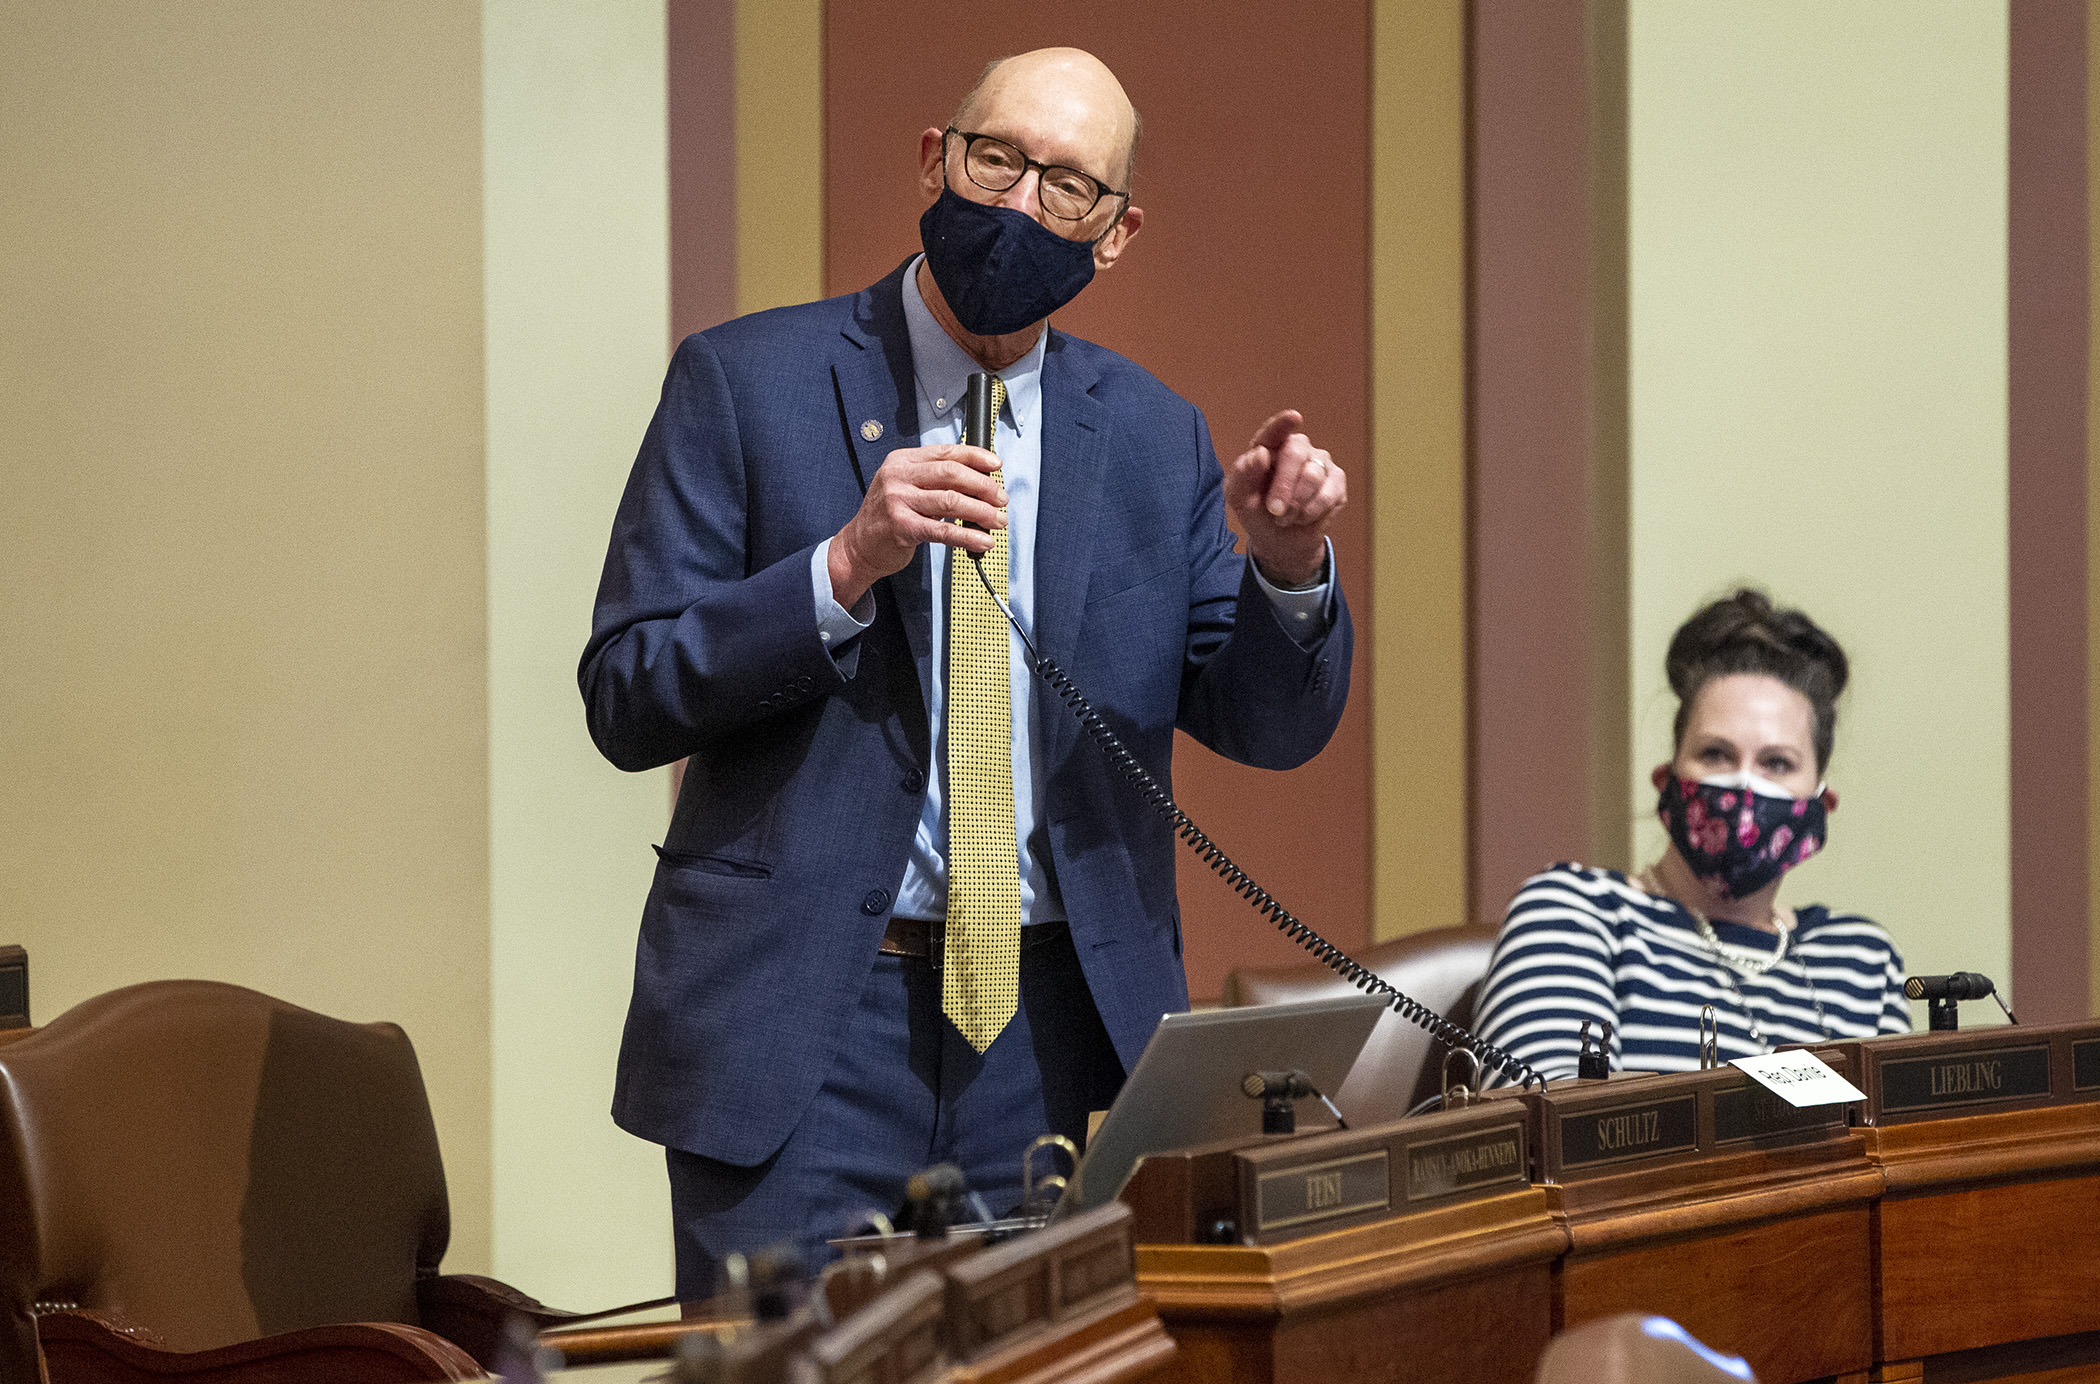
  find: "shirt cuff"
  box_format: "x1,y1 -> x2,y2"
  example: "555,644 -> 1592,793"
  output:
811,539 -> 876,660
1250,538 -> 1336,644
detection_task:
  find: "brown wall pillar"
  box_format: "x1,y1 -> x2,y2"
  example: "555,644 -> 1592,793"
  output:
1468,0 -> 1629,918
820,2 -> 1373,999
2010,0 -> 2091,1023
668,0 -> 738,345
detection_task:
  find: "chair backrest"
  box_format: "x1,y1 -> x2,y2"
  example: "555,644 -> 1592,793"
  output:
0,979 -> 450,1381
1536,1315 -> 1758,1383
1222,923 -> 1501,1125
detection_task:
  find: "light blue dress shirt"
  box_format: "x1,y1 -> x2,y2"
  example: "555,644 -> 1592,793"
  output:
810,257 -> 1334,925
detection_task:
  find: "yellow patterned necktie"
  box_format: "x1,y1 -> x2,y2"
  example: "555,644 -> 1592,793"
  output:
943,375 -> 1019,1052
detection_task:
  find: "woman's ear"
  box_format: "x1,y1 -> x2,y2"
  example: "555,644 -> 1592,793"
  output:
1820,786 -> 1839,814
1651,763 -> 1672,792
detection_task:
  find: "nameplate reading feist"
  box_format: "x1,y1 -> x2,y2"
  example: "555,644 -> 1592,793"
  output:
1255,1151 -> 1391,1235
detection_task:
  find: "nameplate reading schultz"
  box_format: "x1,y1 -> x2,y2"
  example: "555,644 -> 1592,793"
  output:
1255,1151 -> 1390,1234
1405,1125 -> 1528,1203
1877,1044 -> 2051,1114
1558,1094 -> 1698,1170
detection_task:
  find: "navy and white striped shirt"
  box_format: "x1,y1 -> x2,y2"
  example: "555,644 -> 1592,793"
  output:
1475,863 -> 1910,1084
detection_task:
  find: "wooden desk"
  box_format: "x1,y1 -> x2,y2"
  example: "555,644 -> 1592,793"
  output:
1813,1023 -> 2100,1383
671,1203 -> 1177,1384
1520,1065 -> 1881,1384
1125,1103 -> 1565,1384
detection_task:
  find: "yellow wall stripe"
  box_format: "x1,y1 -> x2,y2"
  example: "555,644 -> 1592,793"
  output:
736,0 -> 824,313
1371,0 -> 1471,938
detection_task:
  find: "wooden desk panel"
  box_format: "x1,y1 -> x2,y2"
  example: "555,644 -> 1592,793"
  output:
1861,1103 -> 2100,1368
1557,1204 -> 1872,1384
1137,1188 -> 1565,1384
1523,1069 -> 1881,1384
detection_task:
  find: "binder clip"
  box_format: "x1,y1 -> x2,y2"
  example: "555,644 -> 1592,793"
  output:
1699,1005 -> 1720,1070
1577,1020 -> 1612,1081
1020,1133 -> 1078,1225
1441,1046 -> 1484,1110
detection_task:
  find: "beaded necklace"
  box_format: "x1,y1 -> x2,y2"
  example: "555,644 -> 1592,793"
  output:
1636,867 -> 1830,1051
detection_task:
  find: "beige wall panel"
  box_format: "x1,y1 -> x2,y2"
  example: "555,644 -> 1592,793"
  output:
737,0 -> 823,312
484,0 -> 675,1307
1628,2 -> 2009,1023
0,3 -> 493,1265
1371,0 -> 1469,938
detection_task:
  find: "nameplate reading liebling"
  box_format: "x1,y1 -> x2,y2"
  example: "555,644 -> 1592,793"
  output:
1876,1044 -> 2052,1114
2074,1039 -> 2100,1093
1405,1124 -> 1528,1203
1255,1151 -> 1391,1234
1558,1094 -> 1698,1170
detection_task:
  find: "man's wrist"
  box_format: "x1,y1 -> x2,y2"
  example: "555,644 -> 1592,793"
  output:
1252,549 -> 1327,591
827,533 -> 871,610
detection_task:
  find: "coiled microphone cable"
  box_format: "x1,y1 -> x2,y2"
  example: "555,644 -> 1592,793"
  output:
959,536 -> 1542,1092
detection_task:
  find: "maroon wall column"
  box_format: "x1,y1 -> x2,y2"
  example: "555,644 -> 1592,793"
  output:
2008,0 -> 2090,1023
1468,0 -> 1628,918
665,0 -> 738,808
821,2 -> 1373,1000
668,0 -> 736,345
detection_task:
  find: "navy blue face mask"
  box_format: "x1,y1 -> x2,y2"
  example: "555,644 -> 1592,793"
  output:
918,185 -> 1098,336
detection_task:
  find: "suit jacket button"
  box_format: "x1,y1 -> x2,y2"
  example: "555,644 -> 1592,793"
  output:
794,676 -> 813,693
861,888 -> 890,916
902,769 -> 925,794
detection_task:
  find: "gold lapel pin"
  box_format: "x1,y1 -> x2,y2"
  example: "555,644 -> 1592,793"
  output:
860,419 -> 883,442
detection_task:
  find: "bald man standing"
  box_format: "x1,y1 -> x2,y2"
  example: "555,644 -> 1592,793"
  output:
582,49 -> 1351,1292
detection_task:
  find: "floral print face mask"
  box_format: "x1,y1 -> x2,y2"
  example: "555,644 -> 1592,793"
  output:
1657,770 -> 1827,901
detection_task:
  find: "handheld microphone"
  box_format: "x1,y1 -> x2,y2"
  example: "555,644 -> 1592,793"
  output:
1904,972 -> 1997,1002
961,373 -> 1003,546
964,371 -> 995,452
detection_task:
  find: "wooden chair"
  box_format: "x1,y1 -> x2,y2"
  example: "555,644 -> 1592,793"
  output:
1536,1315 -> 1758,1383
1221,923 -> 1501,1124
0,979 -> 578,1383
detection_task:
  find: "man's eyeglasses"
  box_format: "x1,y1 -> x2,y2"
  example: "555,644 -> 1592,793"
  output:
944,128 -> 1129,225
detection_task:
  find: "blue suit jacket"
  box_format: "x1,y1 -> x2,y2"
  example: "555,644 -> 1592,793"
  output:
581,262 -> 1352,1164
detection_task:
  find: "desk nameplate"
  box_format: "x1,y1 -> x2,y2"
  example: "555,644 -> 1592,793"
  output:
1712,1077 -> 1850,1145
1405,1123 -> 1529,1203
1876,1044 -> 2051,1116
1523,1061 -> 1862,1183
2075,1038 -> 2100,1092
1226,1103 -> 1534,1245
1810,1021 -> 2100,1125
1255,1151 -> 1390,1234
1555,1093 -> 1698,1171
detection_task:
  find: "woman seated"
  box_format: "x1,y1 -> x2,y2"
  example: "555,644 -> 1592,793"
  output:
1475,589 -> 1909,1081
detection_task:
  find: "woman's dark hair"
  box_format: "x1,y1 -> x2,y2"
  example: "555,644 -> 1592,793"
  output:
1667,589 -> 1849,772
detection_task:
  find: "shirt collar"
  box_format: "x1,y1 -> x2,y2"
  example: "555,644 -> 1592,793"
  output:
900,254 -> 1045,437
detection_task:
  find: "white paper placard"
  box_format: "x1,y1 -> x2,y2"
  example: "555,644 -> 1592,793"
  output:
1729,1050 -> 1866,1108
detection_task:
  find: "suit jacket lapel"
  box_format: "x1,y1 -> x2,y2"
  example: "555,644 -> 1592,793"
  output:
1033,332 -> 1108,758
832,264 -> 936,688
